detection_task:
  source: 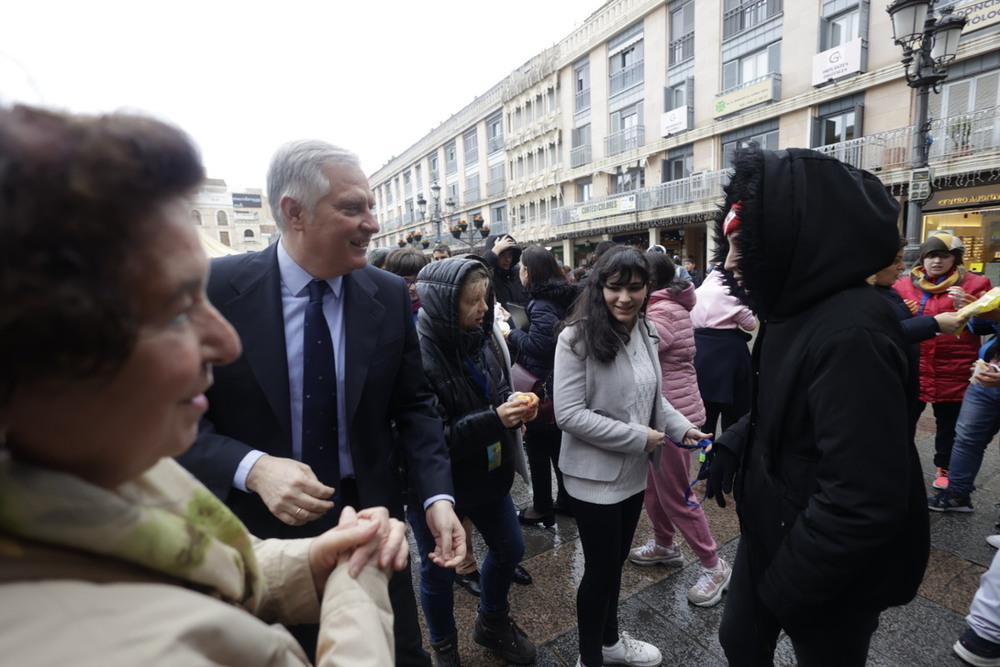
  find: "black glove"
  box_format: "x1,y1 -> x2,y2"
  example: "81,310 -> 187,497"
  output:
705,442 -> 738,508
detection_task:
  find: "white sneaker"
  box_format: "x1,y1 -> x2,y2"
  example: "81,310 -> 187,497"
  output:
688,557 -> 732,607
987,535 -> 1000,549
601,632 -> 662,667
628,539 -> 684,566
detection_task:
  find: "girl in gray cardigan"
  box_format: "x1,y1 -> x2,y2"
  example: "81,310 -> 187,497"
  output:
553,247 -> 710,667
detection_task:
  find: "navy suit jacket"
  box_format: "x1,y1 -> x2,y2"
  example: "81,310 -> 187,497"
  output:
177,242 -> 452,539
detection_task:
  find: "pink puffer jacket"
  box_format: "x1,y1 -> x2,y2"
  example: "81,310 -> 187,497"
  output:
646,284 -> 706,426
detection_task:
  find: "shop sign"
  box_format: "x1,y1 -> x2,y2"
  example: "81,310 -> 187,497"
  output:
924,184 -> 1000,210
233,193 -> 262,208
661,106 -> 690,136
713,78 -> 775,118
811,38 -> 863,86
578,194 -> 637,221
954,0 -> 1000,34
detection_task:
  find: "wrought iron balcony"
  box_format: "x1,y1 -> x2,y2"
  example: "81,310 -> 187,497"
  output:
604,125 -> 645,158
570,144 -> 592,168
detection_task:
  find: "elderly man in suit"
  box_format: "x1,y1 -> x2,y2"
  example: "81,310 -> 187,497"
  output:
177,140 -> 464,666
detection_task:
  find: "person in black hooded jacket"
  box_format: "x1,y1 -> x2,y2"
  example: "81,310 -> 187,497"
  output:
507,245 -> 581,525
408,257 -> 536,666
483,234 -> 529,308
706,146 -> 930,666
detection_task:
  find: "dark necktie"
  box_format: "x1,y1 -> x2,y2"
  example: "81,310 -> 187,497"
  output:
302,279 -> 340,503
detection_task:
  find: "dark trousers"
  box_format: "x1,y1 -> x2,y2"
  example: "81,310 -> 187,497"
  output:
913,400 -> 963,469
523,422 -> 568,514
720,538 -> 879,667
290,478 -> 431,666
569,490 -> 644,667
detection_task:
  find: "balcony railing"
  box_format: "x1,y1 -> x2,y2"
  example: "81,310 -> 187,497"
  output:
813,106 -> 1000,172
551,168 -> 731,226
465,148 -> 479,165
488,136 -> 504,153
445,159 -> 457,175
571,144 -> 592,168
604,125 -> 645,157
723,0 -> 782,39
487,178 -> 506,197
609,61 -> 644,96
575,89 -> 591,113
669,33 -> 694,66
464,187 -> 480,203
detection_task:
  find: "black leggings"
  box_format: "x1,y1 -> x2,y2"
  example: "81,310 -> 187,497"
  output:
569,490 -> 645,667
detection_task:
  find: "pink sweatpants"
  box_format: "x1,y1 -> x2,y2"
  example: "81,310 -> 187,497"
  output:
643,443 -> 719,569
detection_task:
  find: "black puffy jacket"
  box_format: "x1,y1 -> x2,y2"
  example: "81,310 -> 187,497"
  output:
415,258 -> 516,508
714,147 -> 929,635
507,280 -> 579,390
482,234 -> 528,307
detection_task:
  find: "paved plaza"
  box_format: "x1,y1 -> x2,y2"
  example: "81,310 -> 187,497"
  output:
412,407 -> 1000,665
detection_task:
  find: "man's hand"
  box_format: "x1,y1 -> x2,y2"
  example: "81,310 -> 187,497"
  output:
492,235 -> 516,255
246,455 -> 335,526
307,506 -> 409,592
425,499 -> 466,568
705,442 -> 738,508
934,312 -> 966,335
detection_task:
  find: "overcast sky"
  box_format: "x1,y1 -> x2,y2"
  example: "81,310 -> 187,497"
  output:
2,1 -> 606,190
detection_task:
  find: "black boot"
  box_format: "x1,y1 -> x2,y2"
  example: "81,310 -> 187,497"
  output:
430,632 -> 461,667
455,570 -> 481,597
473,609 -> 537,664
513,564 -> 533,586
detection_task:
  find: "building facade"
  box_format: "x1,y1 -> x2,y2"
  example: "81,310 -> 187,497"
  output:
191,179 -> 278,255
369,0 -> 1000,277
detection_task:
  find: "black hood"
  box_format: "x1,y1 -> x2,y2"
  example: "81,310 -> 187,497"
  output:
416,257 -> 495,350
712,146 -> 900,321
530,279 -> 580,309
484,234 -> 523,266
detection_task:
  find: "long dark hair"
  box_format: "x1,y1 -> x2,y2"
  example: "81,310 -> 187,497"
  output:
563,246 -> 650,363
645,251 -> 676,291
520,245 -> 565,293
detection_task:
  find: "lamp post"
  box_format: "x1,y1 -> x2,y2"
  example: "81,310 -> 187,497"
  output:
887,0 -> 966,261
448,214 -> 491,255
416,181 -> 455,246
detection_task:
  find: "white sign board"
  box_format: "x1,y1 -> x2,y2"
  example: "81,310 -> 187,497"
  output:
812,38 -> 864,86
661,107 -> 689,137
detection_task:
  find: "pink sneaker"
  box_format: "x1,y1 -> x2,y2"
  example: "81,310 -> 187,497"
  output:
933,467 -> 949,490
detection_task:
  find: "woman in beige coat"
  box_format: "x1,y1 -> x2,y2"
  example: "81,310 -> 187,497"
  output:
0,105 -> 408,666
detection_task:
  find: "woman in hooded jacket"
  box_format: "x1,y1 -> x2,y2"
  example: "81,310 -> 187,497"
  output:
408,258 -> 536,666
627,251 -> 731,609
508,245 -> 580,526
892,232 -> 991,491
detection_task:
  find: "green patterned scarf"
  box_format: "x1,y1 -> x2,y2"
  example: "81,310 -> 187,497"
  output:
0,453 -> 262,604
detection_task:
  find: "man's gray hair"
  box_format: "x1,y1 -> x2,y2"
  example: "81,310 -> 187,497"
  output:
267,139 -> 361,229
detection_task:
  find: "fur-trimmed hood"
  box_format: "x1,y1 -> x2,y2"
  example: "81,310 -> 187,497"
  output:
528,279 -> 579,310
711,146 -> 900,321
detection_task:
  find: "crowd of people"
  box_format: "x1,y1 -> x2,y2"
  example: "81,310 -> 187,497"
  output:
6,103 -> 1000,667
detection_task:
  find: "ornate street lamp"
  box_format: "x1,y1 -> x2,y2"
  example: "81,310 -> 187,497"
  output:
887,0 -> 966,260
417,181 -> 455,245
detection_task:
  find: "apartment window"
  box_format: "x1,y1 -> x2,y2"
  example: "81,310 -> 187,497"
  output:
244,229 -> 255,240
384,183 -> 393,205
669,1 -> 695,66
813,94 -> 863,147
445,142 -> 457,175
722,42 -> 780,91
429,154 -> 439,179
614,166 -> 644,194
487,112 -> 504,153
930,69 -> 1000,119
217,210 -> 228,225
606,103 -> 644,156
219,231 -> 231,246
575,60 -> 591,112
609,23 -> 644,96
723,0 -> 783,39
721,119 -> 779,165
463,128 -> 479,166
191,210 -> 202,225
465,173 -> 480,203
491,203 -> 506,225
662,146 -> 694,181
577,178 -> 593,203
403,171 -> 412,196
820,6 -> 861,51
447,183 -> 459,204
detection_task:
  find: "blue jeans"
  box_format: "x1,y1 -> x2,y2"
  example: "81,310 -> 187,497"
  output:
947,383 -> 1000,498
406,494 -> 524,643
